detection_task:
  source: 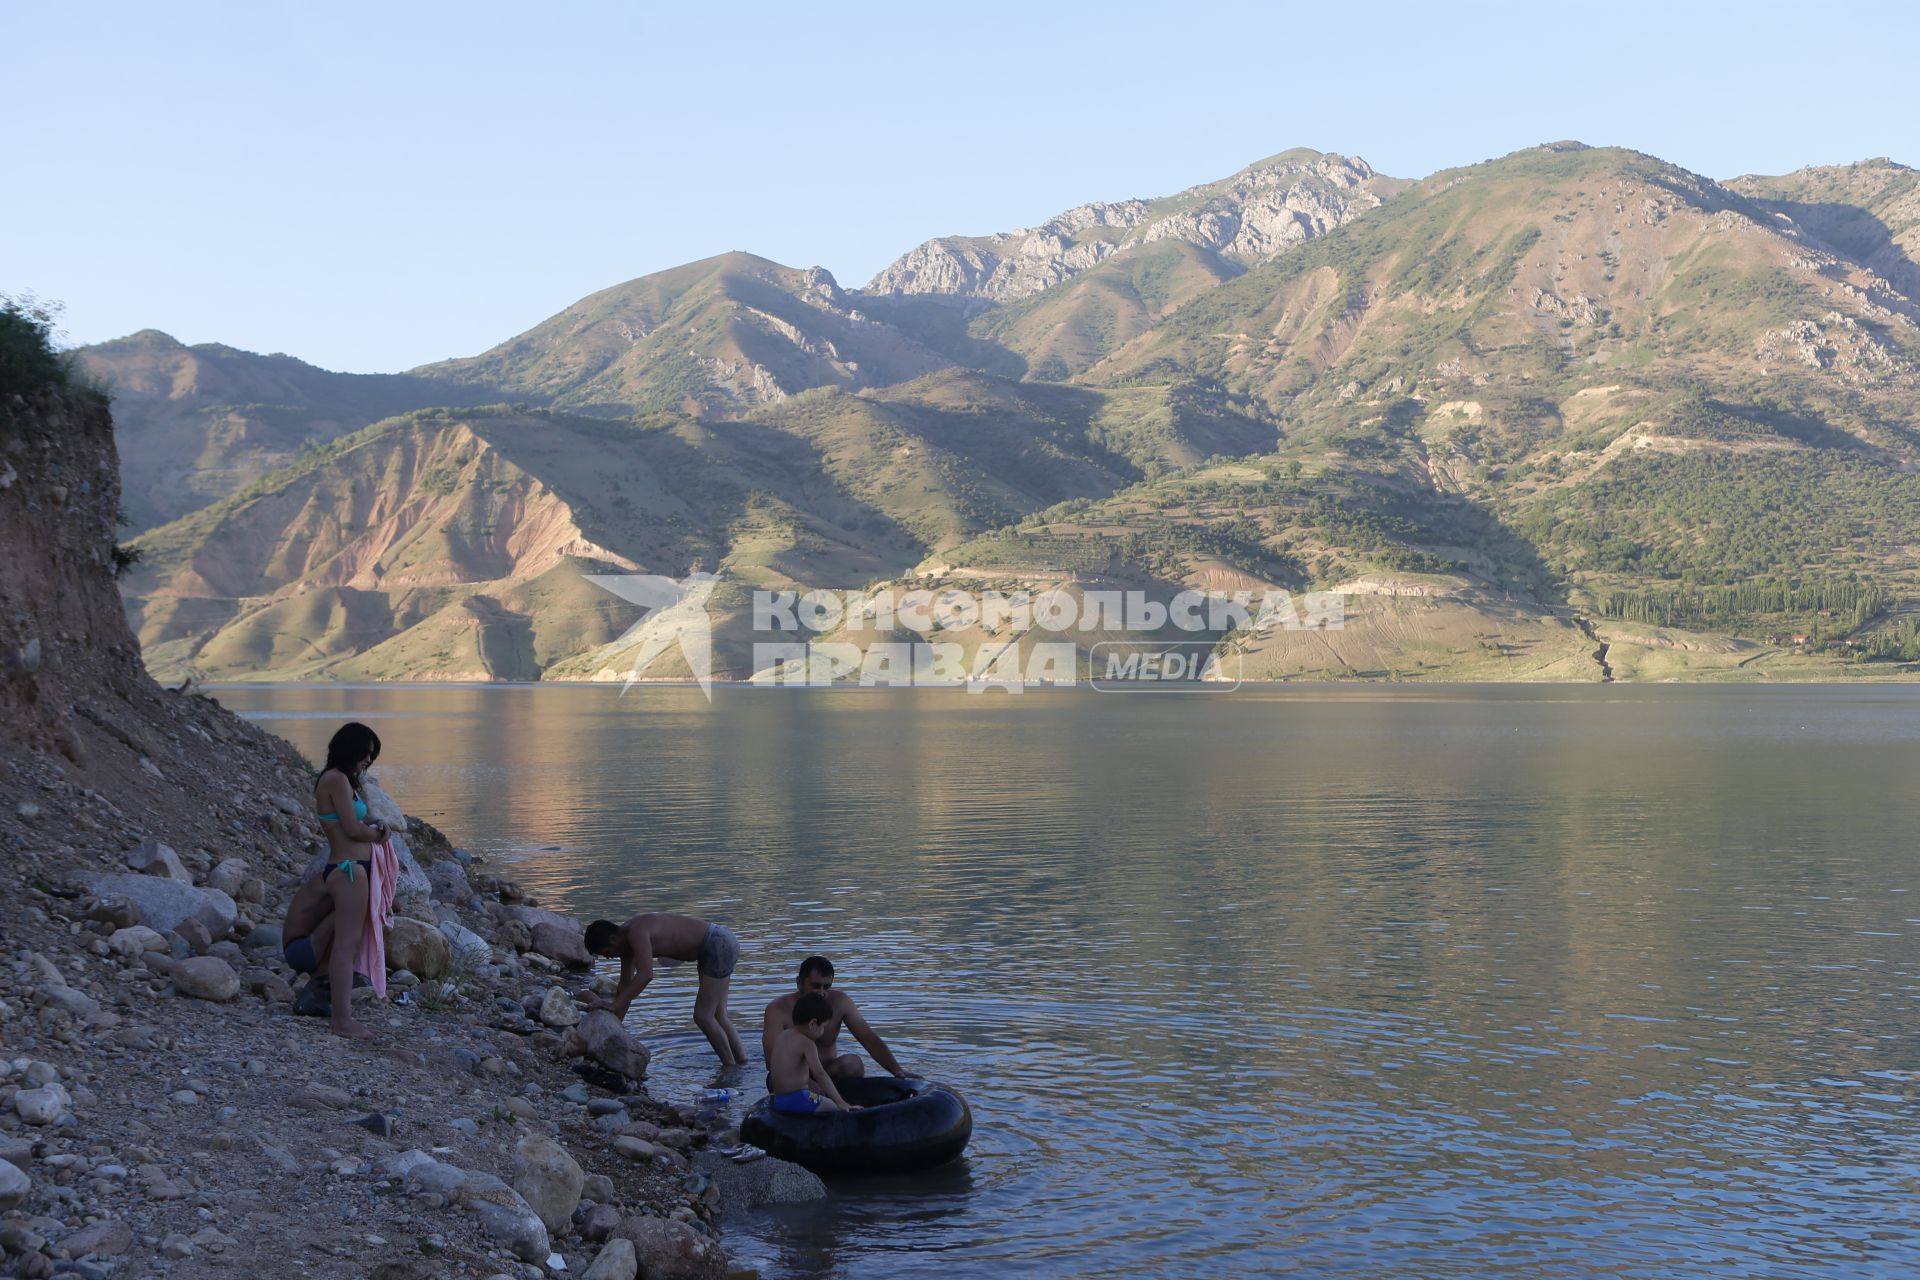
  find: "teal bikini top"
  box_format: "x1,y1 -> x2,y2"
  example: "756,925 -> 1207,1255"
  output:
317,795 -> 369,824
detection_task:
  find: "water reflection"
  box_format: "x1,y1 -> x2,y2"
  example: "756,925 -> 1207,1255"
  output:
217,683 -> 1920,1278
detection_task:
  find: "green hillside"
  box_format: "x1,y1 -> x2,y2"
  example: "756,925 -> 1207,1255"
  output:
114,142 -> 1920,682
411,252 -> 955,416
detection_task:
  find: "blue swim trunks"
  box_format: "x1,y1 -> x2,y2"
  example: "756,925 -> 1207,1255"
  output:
284,936 -> 319,975
771,1089 -> 822,1116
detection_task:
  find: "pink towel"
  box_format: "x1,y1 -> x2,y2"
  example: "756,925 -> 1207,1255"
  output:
353,838 -> 400,999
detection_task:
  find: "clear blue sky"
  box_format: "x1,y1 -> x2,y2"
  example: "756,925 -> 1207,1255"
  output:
7,1 -> 1916,373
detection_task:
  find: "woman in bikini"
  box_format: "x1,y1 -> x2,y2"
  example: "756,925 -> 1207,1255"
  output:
281,722 -> 389,1040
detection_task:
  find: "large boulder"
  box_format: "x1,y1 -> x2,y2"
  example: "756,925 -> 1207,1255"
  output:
360,781 -> 432,896
86,874 -> 236,938
385,917 -> 451,980
582,1239 -> 638,1280
0,1159 -> 28,1211
563,1010 -> 649,1081
206,858 -> 252,897
504,904 -> 583,934
400,1156 -> 550,1262
125,839 -> 192,882
438,920 -> 491,967
359,777 -> 409,828
173,956 -> 241,1001
612,1216 -> 726,1280
499,919 -> 533,953
690,1151 -> 827,1216
531,922 -> 594,969
426,859 -> 472,904
512,1133 -> 584,1234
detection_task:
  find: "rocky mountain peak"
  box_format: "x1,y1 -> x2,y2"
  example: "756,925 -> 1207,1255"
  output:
862,150 -> 1401,303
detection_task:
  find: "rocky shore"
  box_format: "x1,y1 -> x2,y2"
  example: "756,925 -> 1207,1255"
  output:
0,380 -> 824,1277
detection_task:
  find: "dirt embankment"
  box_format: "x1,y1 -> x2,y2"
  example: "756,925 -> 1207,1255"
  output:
0,387 -> 798,1279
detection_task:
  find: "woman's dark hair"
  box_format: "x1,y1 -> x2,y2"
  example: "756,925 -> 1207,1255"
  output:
321,722 -> 382,792
792,993 -> 833,1026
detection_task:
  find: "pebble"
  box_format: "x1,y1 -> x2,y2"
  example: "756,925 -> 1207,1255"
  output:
289,1083 -> 354,1111
449,1118 -> 480,1138
159,1233 -> 194,1259
586,1098 -> 625,1117
170,1090 -> 199,1105
611,1136 -> 664,1163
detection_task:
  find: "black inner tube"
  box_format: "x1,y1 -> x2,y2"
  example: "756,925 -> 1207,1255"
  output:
742,1076 -> 972,1176
835,1076 -> 920,1108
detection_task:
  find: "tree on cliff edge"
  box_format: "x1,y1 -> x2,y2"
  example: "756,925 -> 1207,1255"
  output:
0,293 -> 98,398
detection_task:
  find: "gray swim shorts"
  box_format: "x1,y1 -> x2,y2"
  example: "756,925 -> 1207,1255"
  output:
697,923 -> 738,979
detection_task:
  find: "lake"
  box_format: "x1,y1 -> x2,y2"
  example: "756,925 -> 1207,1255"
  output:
219,682 -> 1920,1278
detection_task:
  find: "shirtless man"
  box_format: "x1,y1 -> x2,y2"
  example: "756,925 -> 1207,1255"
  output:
581,914 -> 746,1066
766,992 -> 855,1115
762,955 -> 906,1080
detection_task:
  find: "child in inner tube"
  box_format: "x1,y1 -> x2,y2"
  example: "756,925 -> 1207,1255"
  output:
767,993 -> 861,1115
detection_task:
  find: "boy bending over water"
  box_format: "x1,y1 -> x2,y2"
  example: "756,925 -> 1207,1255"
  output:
767,993 -> 857,1115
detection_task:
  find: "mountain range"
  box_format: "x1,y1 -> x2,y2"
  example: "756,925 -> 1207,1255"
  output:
88,143 -> 1920,683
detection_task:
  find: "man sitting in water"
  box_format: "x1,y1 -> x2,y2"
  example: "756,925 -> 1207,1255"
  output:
762,955 -> 906,1080
766,992 -> 857,1115
580,913 -> 746,1066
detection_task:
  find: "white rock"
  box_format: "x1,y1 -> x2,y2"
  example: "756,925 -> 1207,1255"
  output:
537,987 -> 580,1028
512,1132 -> 584,1233
206,858 -> 252,897
582,1238 -> 638,1280
108,926 -> 169,957
87,874 -> 236,938
439,920 -> 491,967
125,839 -> 192,882
14,1082 -> 71,1125
172,956 -> 241,1002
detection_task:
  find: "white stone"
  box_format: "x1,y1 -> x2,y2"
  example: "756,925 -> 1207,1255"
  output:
537,987 -> 580,1028
14,1083 -> 71,1125
583,1238 -> 637,1280
108,926 -> 169,957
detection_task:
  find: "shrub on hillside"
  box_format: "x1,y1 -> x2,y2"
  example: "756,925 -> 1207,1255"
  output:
0,293 -> 99,398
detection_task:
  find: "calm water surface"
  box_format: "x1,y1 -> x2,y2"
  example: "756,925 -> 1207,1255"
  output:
219,683 -> 1920,1278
